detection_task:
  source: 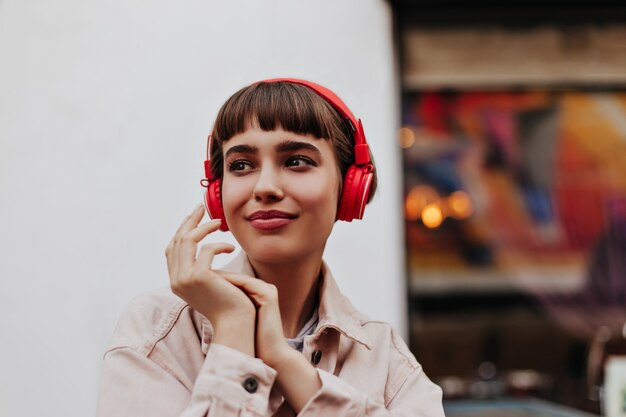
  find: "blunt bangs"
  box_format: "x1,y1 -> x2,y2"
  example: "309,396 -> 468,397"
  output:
213,81 -> 348,144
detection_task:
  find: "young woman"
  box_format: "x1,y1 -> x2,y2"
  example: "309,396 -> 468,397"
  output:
97,79 -> 444,417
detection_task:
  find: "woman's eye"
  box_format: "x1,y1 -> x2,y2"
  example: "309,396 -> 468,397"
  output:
286,155 -> 316,168
227,160 -> 253,172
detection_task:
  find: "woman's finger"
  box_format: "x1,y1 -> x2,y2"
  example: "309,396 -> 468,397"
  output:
166,203 -> 205,277
165,235 -> 182,280
195,243 -> 236,271
176,219 -> 223,278
175,203 -> 205,236
218,272 -> 278,306
165,204 -> 213,278
186,219 -> 223,242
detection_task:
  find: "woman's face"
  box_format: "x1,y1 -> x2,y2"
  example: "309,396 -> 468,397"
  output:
221,127 -> 341,264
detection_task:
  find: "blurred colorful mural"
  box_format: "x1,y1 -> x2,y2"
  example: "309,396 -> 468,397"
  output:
402,91 -> 626,295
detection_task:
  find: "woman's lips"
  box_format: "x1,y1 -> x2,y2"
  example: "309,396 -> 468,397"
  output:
249,217 -> 294,230
246,210 -> 297,231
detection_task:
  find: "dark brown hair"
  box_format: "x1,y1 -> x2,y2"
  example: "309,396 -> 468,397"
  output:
209,81 -> 377,203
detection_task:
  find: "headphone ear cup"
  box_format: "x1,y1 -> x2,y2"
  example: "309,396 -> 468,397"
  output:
205,178 -> 229,231
337,165 -> 356,221
337,165 -> 374,222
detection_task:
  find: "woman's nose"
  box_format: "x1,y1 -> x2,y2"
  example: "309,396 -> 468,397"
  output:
252,166 -> 284,203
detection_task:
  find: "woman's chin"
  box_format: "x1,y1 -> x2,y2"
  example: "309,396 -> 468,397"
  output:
242,239 -> 324,266
232,226 -> 330,266
245,245 -> 302,265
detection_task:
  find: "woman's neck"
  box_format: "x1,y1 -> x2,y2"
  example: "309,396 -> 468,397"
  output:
248,251 -> 322,339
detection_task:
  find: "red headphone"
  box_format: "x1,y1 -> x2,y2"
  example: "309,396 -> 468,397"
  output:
201,78 -> 374,231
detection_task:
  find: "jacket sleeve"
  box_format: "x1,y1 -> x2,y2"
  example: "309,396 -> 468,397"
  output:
297,366 -> 445,417
96,343 -> 277,417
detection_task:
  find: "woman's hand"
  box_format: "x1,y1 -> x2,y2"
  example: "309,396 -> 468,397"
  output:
221,272 -> 322,413
165,204 -> 256,355
219,272 -> 291,367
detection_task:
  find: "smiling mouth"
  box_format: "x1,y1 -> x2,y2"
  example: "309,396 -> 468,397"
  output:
246,210 -> 298,231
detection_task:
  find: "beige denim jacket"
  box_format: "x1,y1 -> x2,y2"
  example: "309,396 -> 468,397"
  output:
97,252 -> 444,417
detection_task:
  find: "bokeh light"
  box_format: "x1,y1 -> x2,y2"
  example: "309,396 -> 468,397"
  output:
405,185 -> 440,220
422,203 -> 444,229
398,127 -> 416,149
447,190 -> 474,220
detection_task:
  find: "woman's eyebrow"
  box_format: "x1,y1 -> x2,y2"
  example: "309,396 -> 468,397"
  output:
224,144 -> 257,159
275,140 -> 321,155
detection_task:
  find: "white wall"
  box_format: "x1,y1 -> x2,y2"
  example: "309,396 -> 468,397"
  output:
0,1 -> 403,415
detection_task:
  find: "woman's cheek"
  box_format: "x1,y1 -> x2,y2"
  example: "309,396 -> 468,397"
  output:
295,176 -> 340,223
221,177 -> 253,218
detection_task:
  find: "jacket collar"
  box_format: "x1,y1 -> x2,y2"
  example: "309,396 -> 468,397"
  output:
315,261 -> 371,349
215,251 -> 372,350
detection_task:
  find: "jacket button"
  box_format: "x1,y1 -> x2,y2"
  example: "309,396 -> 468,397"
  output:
242,376 -> 258,393
311,350 -> 322,365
